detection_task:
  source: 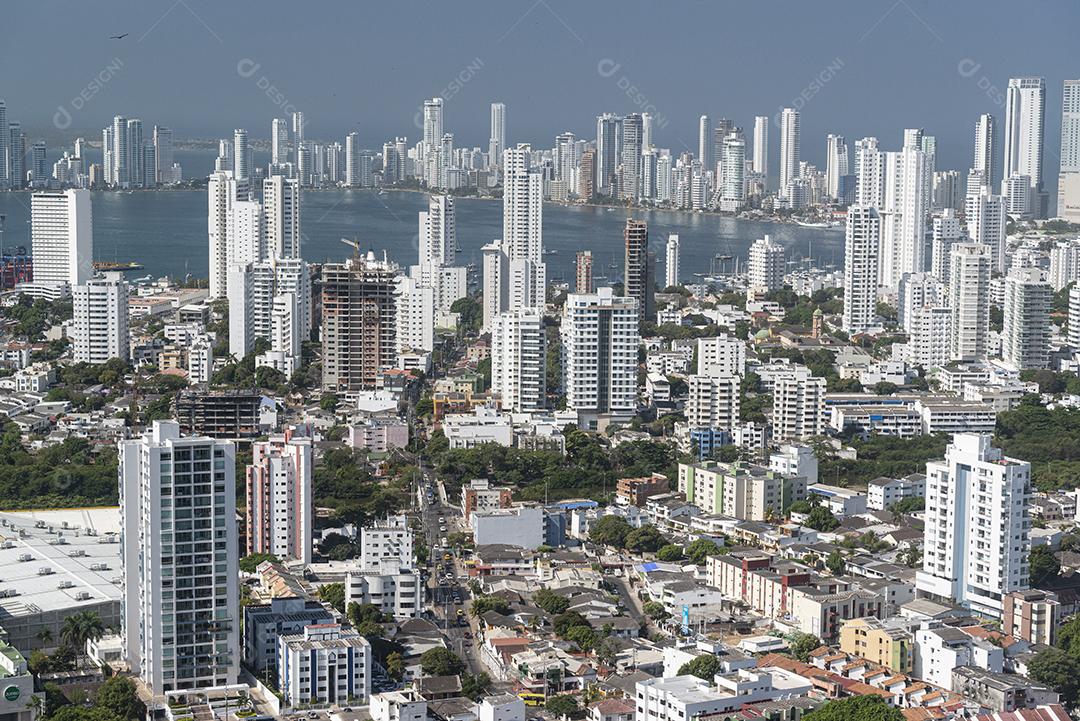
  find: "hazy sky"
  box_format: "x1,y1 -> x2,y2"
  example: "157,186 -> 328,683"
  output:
5,0 -> 1079,177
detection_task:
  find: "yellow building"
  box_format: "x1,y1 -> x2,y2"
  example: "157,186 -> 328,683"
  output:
839,617 -> 913,673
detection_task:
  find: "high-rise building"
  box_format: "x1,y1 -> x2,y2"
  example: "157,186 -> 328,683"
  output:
973,113 -> 997,193
575,250 -> 593,294
1070,285 -> 1080,348
916,434 -> 1031,618
843,206 -> 880,334
120,420 -> 240,693
73,272 -> 129,364
500,144 -> 545,309
490,306 -> 545,413
30,189 -> 93,291
422,98 -> 443,149
1049,240 -> 1080,292
949,243 -> 991,362
854,137 -> 884,208
596,113 -> 621,194
898,273 -> 943,333
712,118 -> 734,178
418,195 -> 455,266
665,234 -> 680,289
965,189 -> 1007,273
394,275 -> 435,353
271,118 -> 289,166
698,115 -> 712,174
345,132 -> 361,187
208,171 -> 240,298
233,128 -> 250,183
227,199 -> 265,266
752,115 -> 769,182
747,235 -> 785,293
932,170 -> 963,212
1059,81 -> 1080,220
778,108 -> 800,200
489,102 -> 506,168
561,288 -> 639,429
619,114 -> 643,201
1002,267 -> 1050,370
1003,77 -> 1046,217
0,99 -> 7,186
152,126 -> 174,185
685,375 -> 740,432
578,147 -> 596,200
772,366 -> 826,441
910,305 -> 952,369
879,145 -> 930,289
623,219 -> 653,323
263,176 -> 301,259
321,251 -> 401,391
719,132 -> 746,211
825,134 -> 849,200
246,427 -> 313,565
697,335 -> 746,377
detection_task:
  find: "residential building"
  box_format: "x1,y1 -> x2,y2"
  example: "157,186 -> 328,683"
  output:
842,206 -> 880,334
471,507 -> 545,550
1002,590 -> 1058,646
839,617 -> 913,673
461,479 -> 514,520
246,427 -> 313,565
73,272 -> 129,364
278,624 -> 370,707
120,420 -> 240,693
867,474 -> 926,511
623,219 -> 654,323
949,244 -> 991,362
243,597 -> 334,678
747,235 -> 785,293
30,188 -> 93,293
1002,267 -> 1050,370
771,367 -> 826,441
491,306 -> 545,412
916,435 -> 1032,618
678,460 -> 805,521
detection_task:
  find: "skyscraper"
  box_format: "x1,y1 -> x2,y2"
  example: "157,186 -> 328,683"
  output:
247,428 -> 313,565
719,132 -> 746,211
1003,77 -> 1046,217
561,288 -> 639,430
418,194 -> 456,266
110,115 -> 128,187
973,113 -> 997,192
698,115 -> 712,172
1059,81 -> 1080,220
490,306 -> 546,413
843,206 -> 880,334
73,273 -> 129,364
916,434 -> 1031,619
233,128 -> 250,183
879,145 -> 930,289
778,108 -> 800,200
665,234 -> 680,289
423,98 -> 444,149
1002,267 -> 1051,370
854,137 -> 884,208
623,219 -> 652,323
345,132 -> 361,187
120,420 -> 240,693
825,134 -> 848,200
0,99 -> 7,186
949,243 -> 991,362
575,250 -> 593,294
489,102 -> 506,167
271,118 -> 289,166
153,126 -> 174,185
31,189 -> 93,291
619,114 -> 643,200
208,171 -> 240,298
596,113 -> 621,195
578,147 -> 596,200
965,189 -> 1007,273
263,175 -> 301,259
500,144 -> 545,309
752,115 -> 769,182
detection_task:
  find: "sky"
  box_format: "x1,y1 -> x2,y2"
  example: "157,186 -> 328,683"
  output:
4,0 -> 1079,181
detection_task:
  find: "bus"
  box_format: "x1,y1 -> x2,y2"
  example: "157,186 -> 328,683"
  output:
518,693 -> 545,707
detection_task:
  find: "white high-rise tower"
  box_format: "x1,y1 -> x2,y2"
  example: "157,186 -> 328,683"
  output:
949,243 -> 991,362
665,234 -> 680,288
778,108 -> 800,200
489,102 -> 506,168
233,128 -> 250,183
752,116 -> 769,182
973,113 -> 997,192
1003,77 -> 1046,216
843,206 -> 881,334
30,188 -> 93,292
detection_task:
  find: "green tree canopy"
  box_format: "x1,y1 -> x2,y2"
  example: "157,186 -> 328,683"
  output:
589,515 -> 632,547
420,647 -> 465,676
804,695 -> 903,721
678,654 -> 722,680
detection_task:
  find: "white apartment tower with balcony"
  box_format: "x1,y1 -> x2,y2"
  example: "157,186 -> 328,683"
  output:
747,235 -> 785,293
120,421 -> 240,693
949,243 -> 991,362
842,206 -> 880,334
30,189 -> 93,293
490,306 -> 545,413
1002,267 -> 1051,370
916,434 -> 1032,619
73,272 -> 129,364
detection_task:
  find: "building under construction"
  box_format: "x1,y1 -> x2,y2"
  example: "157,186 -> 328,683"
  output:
321,248 -> 401,392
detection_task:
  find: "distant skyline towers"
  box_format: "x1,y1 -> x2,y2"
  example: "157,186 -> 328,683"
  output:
1059,80 -> 1080,221
779,108 -> 800,200
698,115 -> 712,172
973,113 -> 997,192
596,112 -> 621,195
753,115 -> 769,182
489,102 -> 506,167
949,243 -> 991,362
271,117 -> 289,166
423,97 -> 444,148
1003,77 -> 1046,216
825,134 -> 848,200
233,128 -> 250,182
418,194 -> 456,266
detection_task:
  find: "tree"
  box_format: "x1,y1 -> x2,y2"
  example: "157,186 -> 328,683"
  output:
533,588 -> 571,615
95,678 -> 146,721
825,551 -> 845,576
545,695 -> 579,718
1030,545 -> 1061,586
318,583 -> 346,613
470,595 -> 511,617
420,647 -> 465,676
1029,647 -> 1080,708
385,652 -> 405,681
686,538 -> 720,566
804,697 -> 902,721
678,654 -> 722,680
1057,614 -> 1080,658
553,611 -> 590,637
60,611 -> 104,666
805,506 -> 840,532
239,553 -> 279,573
564,625 -> 598,652
625,525 -> 666,553
596,637 -> 622,667
320,393 -> 339,412
589,515 -> 632,547
460,672 -> 492,700
656,544 -> 685,562
643,601 -> 668,620
787,632 -> 821,662
348,602 -> 386,628
47,708 -> 124,721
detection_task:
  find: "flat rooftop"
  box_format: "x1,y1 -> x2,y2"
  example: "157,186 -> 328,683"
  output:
0,508 -> 123,621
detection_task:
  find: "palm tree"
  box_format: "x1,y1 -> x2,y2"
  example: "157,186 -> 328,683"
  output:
36,628 -> 53,647
60,611 -> 105,667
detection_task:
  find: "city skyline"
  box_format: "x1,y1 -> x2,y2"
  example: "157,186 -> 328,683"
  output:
3,1 -> 1080,180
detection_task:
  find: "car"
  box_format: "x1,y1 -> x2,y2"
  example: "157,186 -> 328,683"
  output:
456,608 -> 465,616
308,713 -> 319,719
464,631 -> 473,639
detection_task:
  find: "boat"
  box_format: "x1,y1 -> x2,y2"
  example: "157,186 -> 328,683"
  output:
793,219 -> 830,228
92,261 -> 145,272
542,249 -> 559,256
